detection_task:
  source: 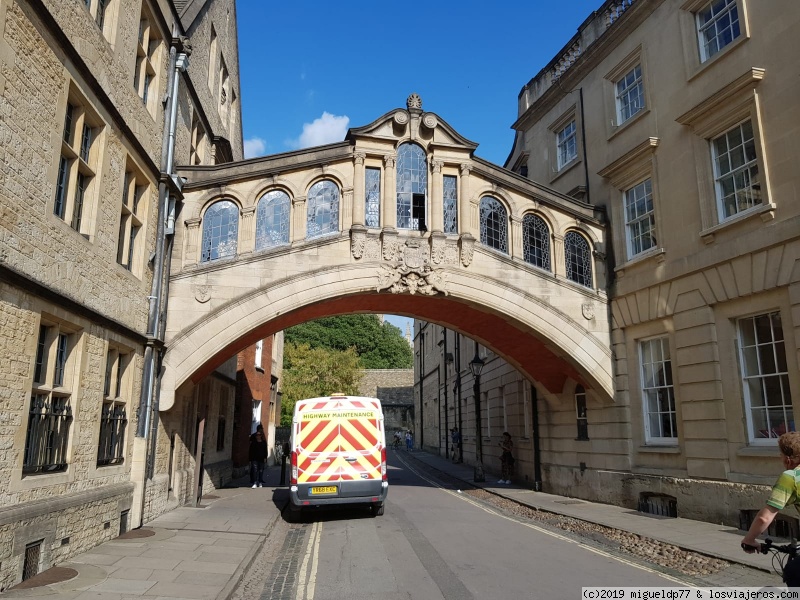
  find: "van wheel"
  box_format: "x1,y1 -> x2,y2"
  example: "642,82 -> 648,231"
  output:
371,503 -> 384,517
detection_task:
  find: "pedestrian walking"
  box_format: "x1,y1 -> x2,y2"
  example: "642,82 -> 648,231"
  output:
405,430 -> 413,451
450,427 -> 461,462
249,426 -> 268,488
498,431 -> 514,484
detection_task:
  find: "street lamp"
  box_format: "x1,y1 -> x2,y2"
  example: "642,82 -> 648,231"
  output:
470,349 -> 485,482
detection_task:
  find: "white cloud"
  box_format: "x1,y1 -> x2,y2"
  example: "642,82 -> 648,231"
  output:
243,137 -> 266,158
288,112 -> 350,150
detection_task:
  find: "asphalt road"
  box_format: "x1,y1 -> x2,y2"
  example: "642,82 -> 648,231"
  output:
256,450 -> 690,600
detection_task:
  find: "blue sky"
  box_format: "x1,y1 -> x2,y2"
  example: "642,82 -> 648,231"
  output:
235,0 -> 603,333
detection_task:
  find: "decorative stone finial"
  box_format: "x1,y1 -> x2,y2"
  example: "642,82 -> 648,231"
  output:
407,93 -> 422,110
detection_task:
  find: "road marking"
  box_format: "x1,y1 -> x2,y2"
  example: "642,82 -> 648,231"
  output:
296,521 -> 322,600
395,453 -> 691,586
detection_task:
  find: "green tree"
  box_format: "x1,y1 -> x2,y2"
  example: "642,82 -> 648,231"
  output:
284,315 -> 413,369
280,343 -> 363,425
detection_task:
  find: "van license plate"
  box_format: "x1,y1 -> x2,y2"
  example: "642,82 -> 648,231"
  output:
310,486 -> 337,495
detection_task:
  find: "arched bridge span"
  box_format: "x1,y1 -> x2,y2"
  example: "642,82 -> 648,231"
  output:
162,95 -> 612,410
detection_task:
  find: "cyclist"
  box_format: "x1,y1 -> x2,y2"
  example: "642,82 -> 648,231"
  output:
392,430 -> 402,449
742,431 -> 800,585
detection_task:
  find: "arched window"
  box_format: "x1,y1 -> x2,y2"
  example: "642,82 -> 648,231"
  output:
201,199 -> 238,262
396,143 -> 427,230
523,214 -> 551,270
479,196 -> 508,253
564,231 -> 593,288
255,190 -> 290,250
306,180 -> 339,239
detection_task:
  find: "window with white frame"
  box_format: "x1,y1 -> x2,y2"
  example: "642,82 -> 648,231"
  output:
639,336 -> 677,443
255,190 -> 290,249
712,120 -> 760,221
564,231 -> 593,288
615,64 -> 644,124
25,320 -> 79,474
97,347 -> 129,466
738,312 -> 792,443
365,167 -> 381,228
624,178 -> 656,258
55,92 -> 102,237
116,164 -> 148,275
696,0 -> 740,62
479,196 -> 508,253
306,180 -> 339,239
556,120 -> 577,170
134,5 -> 162,113
201,200 -> 239,261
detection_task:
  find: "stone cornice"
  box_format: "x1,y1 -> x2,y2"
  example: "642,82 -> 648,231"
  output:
675,68 -> 766,127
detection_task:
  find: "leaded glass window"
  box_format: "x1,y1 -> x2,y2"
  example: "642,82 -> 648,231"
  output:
365,168 -> 381,228
565,231 -> 593,288
396,143 -> 427,230
523,214 -> 551,271
443,175 -> 458,234
201,200 -> 239,262
479,196 -> 508,254
307,180 -> 339,239
255,190 -> 290,250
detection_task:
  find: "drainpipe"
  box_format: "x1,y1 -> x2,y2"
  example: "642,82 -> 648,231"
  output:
137,32 -> 189,525
578,88 -> 591,204
531,383 -> 542,491
455,333 -> 463,462
442,328 -> 448,458
418,329 -> 424,450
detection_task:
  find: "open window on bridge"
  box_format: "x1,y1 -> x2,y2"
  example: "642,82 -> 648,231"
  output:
412,193 -> 427,232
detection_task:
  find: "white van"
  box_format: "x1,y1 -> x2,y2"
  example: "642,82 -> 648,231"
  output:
289,394 -> 388,516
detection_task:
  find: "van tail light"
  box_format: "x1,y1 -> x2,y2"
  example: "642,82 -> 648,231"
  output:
291,450 -> 298,485
381,446 -> 387,481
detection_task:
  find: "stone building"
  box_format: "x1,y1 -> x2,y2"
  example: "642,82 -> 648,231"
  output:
0,0 -> 247,588
421,0 -> 800,528
359,369 -> 414,433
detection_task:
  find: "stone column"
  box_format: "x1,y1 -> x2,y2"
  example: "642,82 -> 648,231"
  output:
510,215 -> 523,260
342,187 -> 354,231
184,218 -> 201,266
240,206 -> 256,254
352,151 -> 366,227
430,159 -> 443,233
383,154 -> 397,230
459,164 -> 471,237
552,233 -> 565,278
292,196 -> 306,242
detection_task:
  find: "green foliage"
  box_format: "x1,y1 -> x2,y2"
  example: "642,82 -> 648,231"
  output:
280,343 -> 363,426
284,315 -> 413,369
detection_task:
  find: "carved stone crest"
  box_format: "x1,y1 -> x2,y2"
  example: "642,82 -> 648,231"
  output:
193,284 -> 211,303
581,302 -> 595,320
351,228 -> 367,259
376,239 -> 447,296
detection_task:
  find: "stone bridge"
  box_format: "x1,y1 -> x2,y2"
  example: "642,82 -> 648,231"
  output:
161,95 -> 613,411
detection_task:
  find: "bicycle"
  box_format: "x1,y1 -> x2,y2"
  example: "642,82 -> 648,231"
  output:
391,436 -> 401,450
745,538 -> 800,587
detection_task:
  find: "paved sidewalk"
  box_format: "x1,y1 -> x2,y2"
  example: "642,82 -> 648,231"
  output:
3,466 -> 288,599
4,451 -> 785,598
401,449 -> 783,575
